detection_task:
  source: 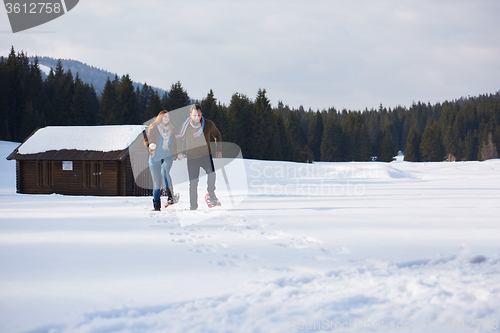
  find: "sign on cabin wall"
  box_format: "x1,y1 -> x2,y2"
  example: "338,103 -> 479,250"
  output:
62,161 -> 73,171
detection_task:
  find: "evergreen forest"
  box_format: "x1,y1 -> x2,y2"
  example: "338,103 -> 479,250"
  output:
1,47 -> 499,162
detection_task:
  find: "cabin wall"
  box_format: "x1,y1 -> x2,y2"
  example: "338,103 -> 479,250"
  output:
15,160 -> 20,193
127,152 -> 152,196
124,157 -> 134,196
17,160 -> 123,196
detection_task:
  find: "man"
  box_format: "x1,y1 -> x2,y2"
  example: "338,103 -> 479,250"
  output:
176,104 -> 222,210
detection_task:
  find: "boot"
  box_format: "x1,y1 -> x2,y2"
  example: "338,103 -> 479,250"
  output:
153,199 -> 161,211
165,187 -> 177,207
208,192 -> 220,206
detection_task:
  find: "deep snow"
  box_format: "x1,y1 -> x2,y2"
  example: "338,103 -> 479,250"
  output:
1,140 -> 500,333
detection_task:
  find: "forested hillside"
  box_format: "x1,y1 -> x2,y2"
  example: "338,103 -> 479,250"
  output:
2,47 -> 499,162
31,56 -> 166,96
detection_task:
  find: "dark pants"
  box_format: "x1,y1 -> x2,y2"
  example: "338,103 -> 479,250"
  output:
188,154 -> 216,209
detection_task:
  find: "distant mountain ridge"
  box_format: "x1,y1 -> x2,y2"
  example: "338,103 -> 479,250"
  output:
30,56 -> 167,96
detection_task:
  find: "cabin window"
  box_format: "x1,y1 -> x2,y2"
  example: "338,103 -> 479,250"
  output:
83,161 -> 103,188
36,161 -> 53,187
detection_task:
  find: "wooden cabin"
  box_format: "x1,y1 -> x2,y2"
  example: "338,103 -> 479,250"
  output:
6,125 -> 153,196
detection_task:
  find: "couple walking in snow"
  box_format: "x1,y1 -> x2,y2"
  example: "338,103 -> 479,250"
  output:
144,104 -> 222,211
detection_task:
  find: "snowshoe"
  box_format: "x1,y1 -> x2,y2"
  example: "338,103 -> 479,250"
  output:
205,193 -> 221,208
165,193 -> 180,208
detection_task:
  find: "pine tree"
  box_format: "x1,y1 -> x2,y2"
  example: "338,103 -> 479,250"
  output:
45,63 -> 75,126
404,125 -> 421,162
69,74 -> 85,126
21,53 -> 40,135
377,129 -> 395,162
117,74 -> 140,124
145,90 -> 162,122
463,129 -> 478,161
274,113 -> 292,161
163,81 -> 190,111
137,83 -> 152,119
342,111 -> 371,161
20,101 -> 45,139
285,110 -> 310,162
377,122 -> 398,162
439,101 -> 459,158
420,122 -> 445,161
452,101 -> 478,160
364,109 -> 381,156
213,103 -> 229,140
320,112 -> 344,162
253,89 -> 281,160
285,110 -> 306,146
28,57 -> 43,109
201,89 -> 217,120
97,76 -> 119,124
227,93 -> 254,159
308,111 -> 324,161
0,55 -> 9,140
3,47 -> 31,141
479,132 -> 499,160
70,75 -> 98,126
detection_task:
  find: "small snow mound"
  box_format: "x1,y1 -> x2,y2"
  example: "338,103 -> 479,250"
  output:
394,150 -> 404,162
361,163 -> 413,179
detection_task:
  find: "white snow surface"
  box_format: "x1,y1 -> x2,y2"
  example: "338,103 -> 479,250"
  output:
17,125 -> 146,155
38,64 -> 52,76
1,141 -> 500,333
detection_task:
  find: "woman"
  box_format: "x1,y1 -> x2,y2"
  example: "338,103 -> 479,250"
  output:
144,110 -> 179,211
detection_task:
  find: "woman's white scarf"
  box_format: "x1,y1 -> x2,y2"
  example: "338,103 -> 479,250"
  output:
157,124 -> 171,150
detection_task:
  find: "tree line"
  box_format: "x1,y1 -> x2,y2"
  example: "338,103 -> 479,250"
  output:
1,47 -> 499,162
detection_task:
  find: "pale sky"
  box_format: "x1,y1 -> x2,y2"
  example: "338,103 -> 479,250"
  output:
2,0 -> 499,111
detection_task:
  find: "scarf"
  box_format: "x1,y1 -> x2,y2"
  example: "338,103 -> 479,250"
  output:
176,116 -> 205,138
157,123 -> 171,150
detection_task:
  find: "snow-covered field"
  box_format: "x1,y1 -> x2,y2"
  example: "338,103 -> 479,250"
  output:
1,140 -> 500,333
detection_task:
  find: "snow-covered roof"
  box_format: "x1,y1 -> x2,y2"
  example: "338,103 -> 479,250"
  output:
17,125 -> 146,155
